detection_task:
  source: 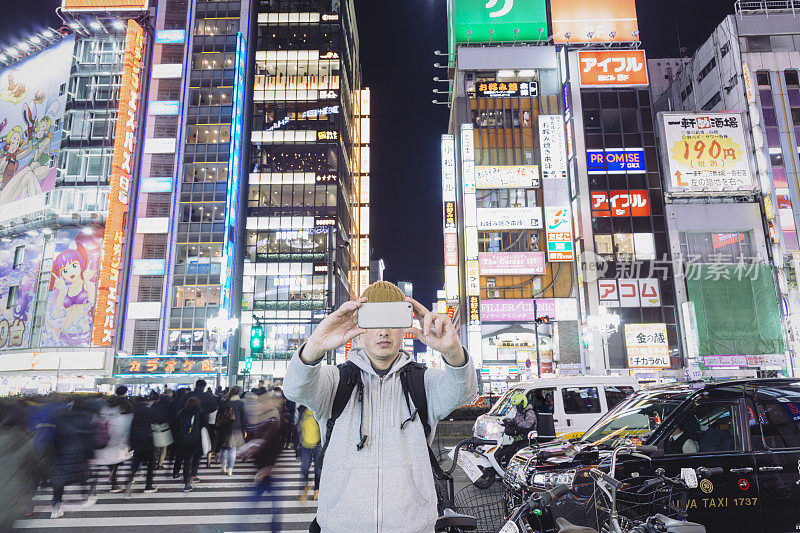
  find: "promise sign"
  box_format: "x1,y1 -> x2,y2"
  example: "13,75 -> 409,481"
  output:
92,20 -> 145,346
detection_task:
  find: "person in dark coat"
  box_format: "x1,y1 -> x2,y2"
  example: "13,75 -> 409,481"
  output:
248,397 -> 283,532
49,399 -> 98,519
178,380 -> 218,478
0,401 -> 37,528
217,386 -> 246,475
173,397 -> 203,492
125,397 -> 163,495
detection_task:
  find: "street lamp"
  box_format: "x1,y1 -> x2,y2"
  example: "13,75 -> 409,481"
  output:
206,313 -> 240,388
586,307 -> 621,374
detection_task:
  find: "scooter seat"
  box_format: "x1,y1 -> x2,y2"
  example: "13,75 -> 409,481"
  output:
435,509 -> 477,531
555,517 -> 599,533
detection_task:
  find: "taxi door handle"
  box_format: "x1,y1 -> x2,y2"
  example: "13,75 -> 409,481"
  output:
730,467 -> 753,474
758,466 -> 784,472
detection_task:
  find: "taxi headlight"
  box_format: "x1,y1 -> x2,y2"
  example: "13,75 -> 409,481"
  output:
532,470 -> 576,489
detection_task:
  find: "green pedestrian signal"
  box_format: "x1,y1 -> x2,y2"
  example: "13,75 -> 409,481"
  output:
250,325 -> 264,354
244,356 -> 253,373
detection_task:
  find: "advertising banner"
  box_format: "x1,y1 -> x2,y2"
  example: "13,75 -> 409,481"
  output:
0,37 -> 73,218
543,176 -> 574,262
539,115 -> 568,179
480,298 -> 577,322
475,81 -> 537,98
587,148 -> 646,174
0,234 -> 43,351
62,0 -> 149,10
660,112 -> 754,193
590,190 -> 650,217
551,0 -> 639,44
441,135 -> 456,202
599,279 -> 661,307
475,165 -> 539,189
448,0 -> 549,47
444,233 -> 458,266
114,354 -> 225,376
93,20 -> 145,346
42,227 -> 103,347
578,50 -> 648,87
476,207 -> 542,230
625,323 -> 670,368
478,252 -> 545,275
701,354 -> 786,368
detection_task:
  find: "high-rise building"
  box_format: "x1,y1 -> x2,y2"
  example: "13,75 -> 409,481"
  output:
0,2 -> 153,393
652,2 -> 795,377
442,0 -> 682,387
240,0 -> 369,380
118,0 -> 251,387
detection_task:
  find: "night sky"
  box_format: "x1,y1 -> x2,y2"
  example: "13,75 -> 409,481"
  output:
4,0 -> 740,311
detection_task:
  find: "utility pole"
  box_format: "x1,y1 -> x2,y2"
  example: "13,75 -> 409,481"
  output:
534,300 -> 541,379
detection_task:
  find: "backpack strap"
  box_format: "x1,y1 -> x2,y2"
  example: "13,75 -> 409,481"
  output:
398,363 -> 446,480
318,361 -> 363,471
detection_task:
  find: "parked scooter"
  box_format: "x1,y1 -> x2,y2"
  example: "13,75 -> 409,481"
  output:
451,428 -> 539,489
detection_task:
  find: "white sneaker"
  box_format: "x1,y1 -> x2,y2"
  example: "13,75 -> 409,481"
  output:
50,505 -> 63,519
227,470 -> 233,477
143,487 -> 158,494
81,496 -> 98,508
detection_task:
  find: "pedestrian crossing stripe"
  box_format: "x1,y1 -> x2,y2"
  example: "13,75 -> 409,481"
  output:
14,451 -> 319,532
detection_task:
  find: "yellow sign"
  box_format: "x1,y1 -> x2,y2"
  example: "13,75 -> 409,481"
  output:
670,134 -> 743,170
764,195 -> 774,220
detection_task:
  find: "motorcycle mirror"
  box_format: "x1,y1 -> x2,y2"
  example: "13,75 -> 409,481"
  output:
528,430 -> 539,441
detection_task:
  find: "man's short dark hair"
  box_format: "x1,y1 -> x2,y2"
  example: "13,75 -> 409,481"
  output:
195,379 -> 207,390
115,386 -> 128,396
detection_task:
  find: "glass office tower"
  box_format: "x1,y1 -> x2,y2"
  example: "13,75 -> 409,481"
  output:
242,0 -> 368,381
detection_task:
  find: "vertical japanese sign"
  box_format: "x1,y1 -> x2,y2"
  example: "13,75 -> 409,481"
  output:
577,50 -> 648,87
92,20 -> 144,346
220,32 -> 246,317
540,115 -> 573,261
660,112 -> 755,194
441,135 -> 456,202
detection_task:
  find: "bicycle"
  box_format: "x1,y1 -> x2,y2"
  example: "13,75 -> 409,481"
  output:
555,445 -> 723,533
498,483 -> 572,533
435,437 -> 498,532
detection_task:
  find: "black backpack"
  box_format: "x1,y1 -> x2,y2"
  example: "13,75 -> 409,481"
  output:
317,360 -> 444,479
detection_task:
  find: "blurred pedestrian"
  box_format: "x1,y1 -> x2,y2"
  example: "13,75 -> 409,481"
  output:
297,406 -> 321,502
178,380 -> 218,479
50,399 -> 99,519
151,390 -> 173,468
174,396 -> 203,492
90,395 -> 133,493
246,395 -> 283,531
0,401 -> 37,528
26,396 -> 63,489
125,397 -> 163,496
217,386 -> 246,475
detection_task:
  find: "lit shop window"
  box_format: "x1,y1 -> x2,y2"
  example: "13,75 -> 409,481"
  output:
173,286 -> 221,308
184,163 -> 228,182
189,87 -> 233,107
188,124 -> 231,144
175,243 -> 223,265
478,230 -> 539,253
247,184 -> 336,208
594,233 -> 655,262
245,229 -> 327,257
167,330 -> 205,353
194,18 -> 239,36
192,52 -> 236,70
476,188 -> 538,208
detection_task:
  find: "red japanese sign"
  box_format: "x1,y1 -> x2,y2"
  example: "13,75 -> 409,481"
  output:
590,190 -> 650,217
578,50 -> 648,86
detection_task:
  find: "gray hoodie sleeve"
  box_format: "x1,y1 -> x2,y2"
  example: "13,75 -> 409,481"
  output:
424,348 -> 478,423
283,343 -> 340,420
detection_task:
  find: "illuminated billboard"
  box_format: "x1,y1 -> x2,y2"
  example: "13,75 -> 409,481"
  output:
551,0 -> 639,44
578,50 -> 648,87
0,234 -> 43,351
659,112 -> 755,194
42,227 -> 103,347
447,0 -> 549,52
220,32 -> 246,317
475,165 -> 539,189
92,20 -> 145,347
590,190 -> 650,217
625,323 -> 670,368
0,37 -> 73,218
62,0 -> 148,11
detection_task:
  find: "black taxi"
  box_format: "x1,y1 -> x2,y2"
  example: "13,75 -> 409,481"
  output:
504,379 -> 800,533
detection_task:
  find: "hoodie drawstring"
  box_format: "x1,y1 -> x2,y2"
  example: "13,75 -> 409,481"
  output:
356,380 -> 367,450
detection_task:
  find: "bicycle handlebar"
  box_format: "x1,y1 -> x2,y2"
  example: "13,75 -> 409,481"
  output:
445,437 -> 497,475
590,467 -> 622,490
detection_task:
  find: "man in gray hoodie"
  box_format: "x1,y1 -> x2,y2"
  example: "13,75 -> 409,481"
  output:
284,281 -> 477,533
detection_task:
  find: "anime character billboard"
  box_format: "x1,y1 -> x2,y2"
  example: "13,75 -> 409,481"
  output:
0,234 -> 43,351
0,36 -> 73,211
41,227 -> 102,347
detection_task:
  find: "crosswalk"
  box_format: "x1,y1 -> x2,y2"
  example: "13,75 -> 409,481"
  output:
14,452 -> 317,532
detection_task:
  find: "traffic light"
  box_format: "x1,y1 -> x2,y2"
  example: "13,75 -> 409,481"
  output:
244,356 -> 253,373
250,325 -> 264,354
535,316 -> 551,324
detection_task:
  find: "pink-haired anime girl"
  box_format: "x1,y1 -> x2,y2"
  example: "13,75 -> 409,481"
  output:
45,247 -> 96,346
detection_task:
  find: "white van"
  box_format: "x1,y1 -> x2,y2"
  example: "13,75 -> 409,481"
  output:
473,376 -> 639,441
